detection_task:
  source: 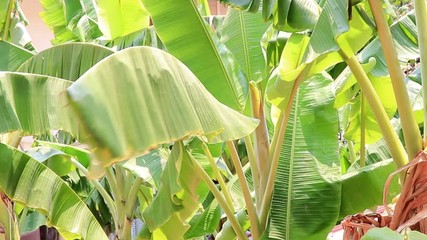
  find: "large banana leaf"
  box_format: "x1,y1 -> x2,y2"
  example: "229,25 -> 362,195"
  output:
17,43 -> 114,81
219,8 -> 270,83
141,0 -> 248,112
0,72 -> 75,135
0,144 -> 108,240
96,0 -> 149,40
67,46 -> 258,169
267,73 -> 341,240
0,41 -> 33,71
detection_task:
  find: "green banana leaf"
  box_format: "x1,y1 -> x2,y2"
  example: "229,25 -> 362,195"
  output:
267,2 -> 373,109
344,75 -> 397,145
0,41 -> 33,71
67,46 -> 258,170
272,0 -> 320,32
39,0 -> 80,44
0,1 -> 7,31
141,142 -> 208,239
96,0 -> 149,40
267,73 -> 341,240
221,0 -> 320,31
339,159 -> 399,219
359,12 -> 419,77
17,43 -> 114,81
0,72 -> 76,135
142,0 -> 249,111
0,144 -> 108,240
184,201 -> 221,239
219,8 -> 270,83
25,147 -> 76,176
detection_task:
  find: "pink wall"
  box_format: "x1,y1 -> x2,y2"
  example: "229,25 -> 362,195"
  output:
20,0 -> 53,51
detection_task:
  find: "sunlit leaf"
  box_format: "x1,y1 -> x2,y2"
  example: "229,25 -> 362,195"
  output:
67,47 -> 258,170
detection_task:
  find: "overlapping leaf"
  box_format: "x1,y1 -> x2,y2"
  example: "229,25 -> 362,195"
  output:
0,144 -> 108,240
219,8 -> 270,83
267,2 -> 373,109
96,0 -> 149,40
339,159 -> 399,218
0,41 -> 33,71
268,73 -> 341,240
0,72 -> 75,135
67,46 -> 258,169
17,43 -> 114,81
142,0 -> 249,111
141,142 -> 208,239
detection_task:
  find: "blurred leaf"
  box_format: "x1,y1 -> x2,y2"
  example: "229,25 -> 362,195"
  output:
96,0 -> 149,39
361,228 -> 427,240
0,72 -> 76,136
0,41 -> 33,71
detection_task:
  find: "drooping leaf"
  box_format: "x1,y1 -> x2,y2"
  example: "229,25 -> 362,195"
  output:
339,159 -> 399,218
0,72 -> 76,136
17,43 -> 114,81
267,73 -> 341,240
67,46 -> 258,169
25,147 -> 76,176
0,144 -> 108,240
0,41 -> 33,71
96,0 -> 149,40
142,0 -> 249,111
219,8 -> 270,83
141,142 -> 207,239
122,149 -> 170,188
273,0 -> 320,32
34,140 -> 90,167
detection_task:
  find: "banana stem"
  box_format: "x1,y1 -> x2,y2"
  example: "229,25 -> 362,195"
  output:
342,53 -> 408,181
368,0 -> 422,159
414,0 -> 427,147
226,141 -> 260,240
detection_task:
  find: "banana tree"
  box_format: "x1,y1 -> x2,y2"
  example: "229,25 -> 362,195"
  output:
2,0 -> 427,239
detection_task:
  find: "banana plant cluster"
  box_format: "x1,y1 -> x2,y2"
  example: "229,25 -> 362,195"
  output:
0,0 -> 426,239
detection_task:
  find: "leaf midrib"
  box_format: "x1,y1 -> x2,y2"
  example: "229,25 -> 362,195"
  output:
286,90 -> 300,239
190,0 -> 241,110
238,11 -> 252,81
